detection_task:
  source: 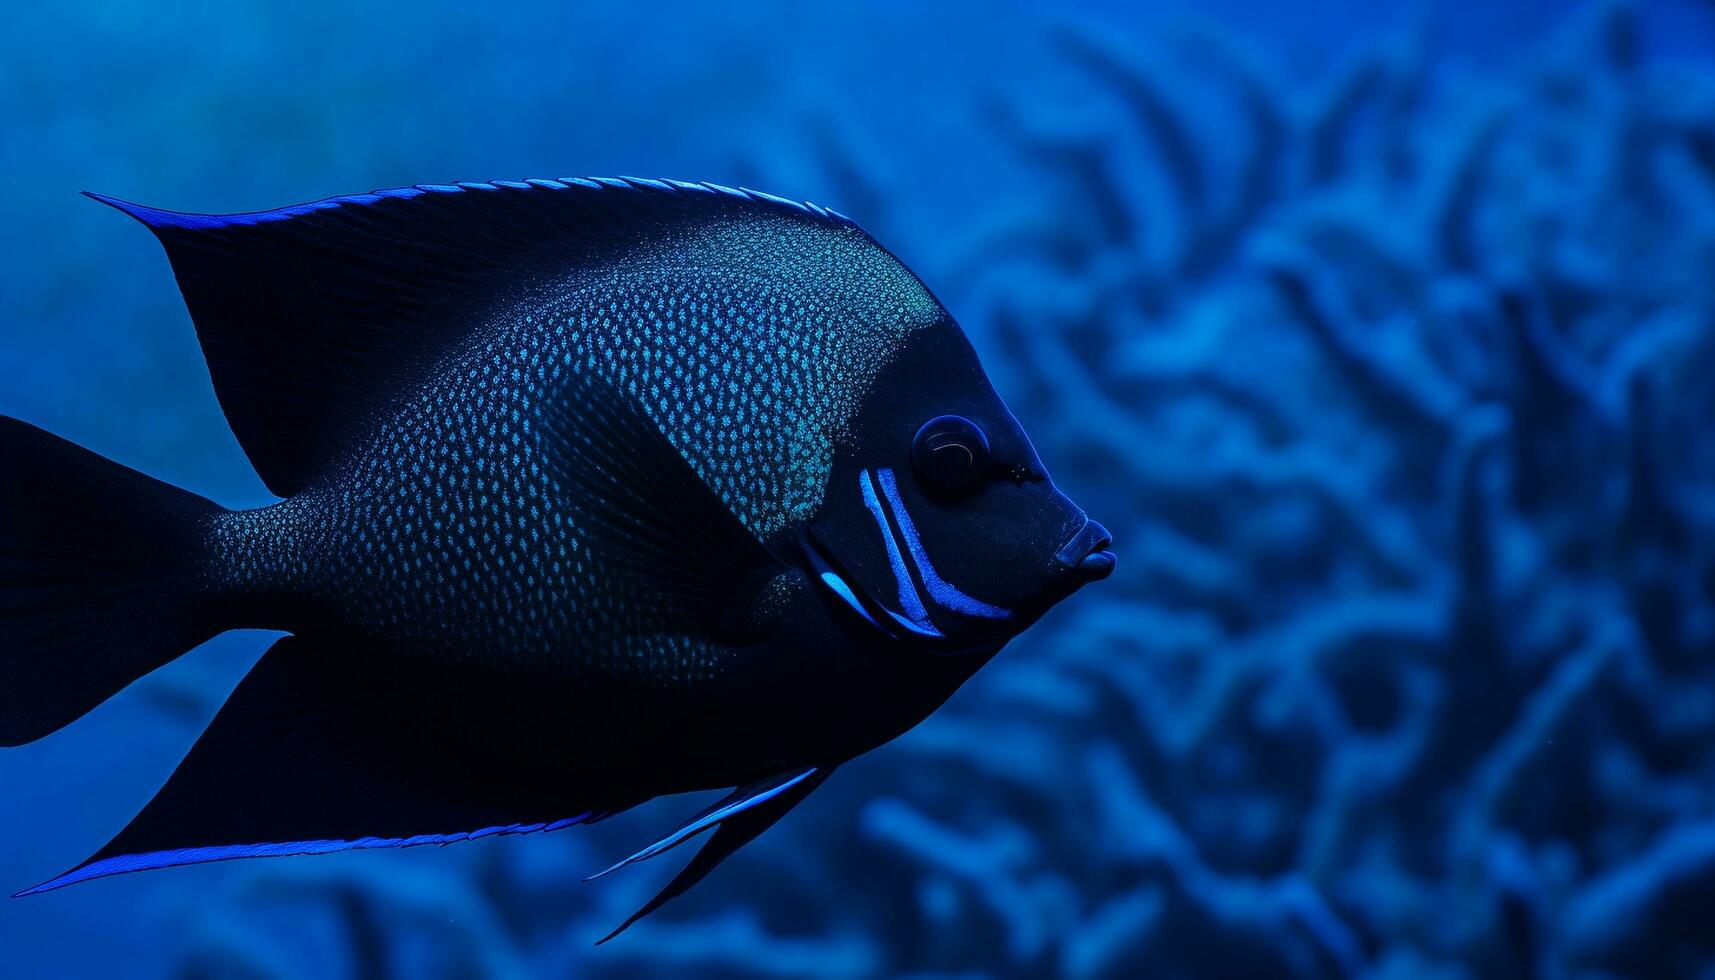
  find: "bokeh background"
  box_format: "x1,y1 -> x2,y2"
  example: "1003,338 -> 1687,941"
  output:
6,0 -> 1715,976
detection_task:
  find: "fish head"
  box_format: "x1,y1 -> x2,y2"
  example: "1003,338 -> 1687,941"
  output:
798,313 -> 1112,652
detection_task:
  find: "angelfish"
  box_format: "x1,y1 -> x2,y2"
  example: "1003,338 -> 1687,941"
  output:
0,177 -> 1114,938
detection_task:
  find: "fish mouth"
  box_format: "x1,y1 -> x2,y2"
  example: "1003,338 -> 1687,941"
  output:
1054,518 -> 1116,583
1078,549 -> 1117,579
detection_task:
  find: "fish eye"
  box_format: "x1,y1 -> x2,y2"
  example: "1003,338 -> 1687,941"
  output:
911,415 -> 990,495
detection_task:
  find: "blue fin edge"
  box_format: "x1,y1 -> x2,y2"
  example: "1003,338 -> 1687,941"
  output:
584,768 -> 818,882
82,178 -> 854,233
13,811 -> 600,897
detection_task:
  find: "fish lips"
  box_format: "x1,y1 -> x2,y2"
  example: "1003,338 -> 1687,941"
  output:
1054,517 -> 1117,582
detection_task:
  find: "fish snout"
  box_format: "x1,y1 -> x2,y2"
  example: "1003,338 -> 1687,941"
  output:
1054,518 -> 1115,582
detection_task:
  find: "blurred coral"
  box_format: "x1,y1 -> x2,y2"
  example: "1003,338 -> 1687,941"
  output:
9,2 -> 1715,977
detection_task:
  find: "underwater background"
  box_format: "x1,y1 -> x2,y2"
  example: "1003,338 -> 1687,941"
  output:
5,0 -> 1715,976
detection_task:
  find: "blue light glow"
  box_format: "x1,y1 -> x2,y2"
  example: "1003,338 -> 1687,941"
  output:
586,768 -> 818,880
817,570 -> 887,633
14,812 -> 598,897
858,470 -> 935,628
874,468 -> 1010,620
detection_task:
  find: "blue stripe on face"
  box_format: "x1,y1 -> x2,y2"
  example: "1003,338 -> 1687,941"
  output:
859,469 -> 935,627
875,468 -> 1011,620
817,570 -> 890,634
886,607 -> 944,638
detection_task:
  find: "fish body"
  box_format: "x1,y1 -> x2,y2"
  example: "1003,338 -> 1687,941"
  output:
0,178 -> 1112,935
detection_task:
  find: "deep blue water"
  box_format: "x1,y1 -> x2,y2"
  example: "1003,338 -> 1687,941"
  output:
5,1 -> 1715,977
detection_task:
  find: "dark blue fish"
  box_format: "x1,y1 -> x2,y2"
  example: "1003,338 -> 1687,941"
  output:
0,177 -> 1113,938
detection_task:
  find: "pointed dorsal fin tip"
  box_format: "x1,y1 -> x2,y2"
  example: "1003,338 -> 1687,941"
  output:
82,178 -> 871,497
83,187 -> 380,232
82,190 -> 197,231
83,178 -> 861,236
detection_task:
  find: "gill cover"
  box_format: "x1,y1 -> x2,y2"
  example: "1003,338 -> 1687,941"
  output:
807,317 -> 1089,646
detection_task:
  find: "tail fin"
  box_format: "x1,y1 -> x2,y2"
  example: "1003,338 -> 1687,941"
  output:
0,416 -> 224,746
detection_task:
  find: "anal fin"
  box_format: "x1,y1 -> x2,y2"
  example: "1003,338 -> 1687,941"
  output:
16,636 -> 609,895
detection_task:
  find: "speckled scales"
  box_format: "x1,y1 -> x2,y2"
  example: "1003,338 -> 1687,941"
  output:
201,192 -> 943,686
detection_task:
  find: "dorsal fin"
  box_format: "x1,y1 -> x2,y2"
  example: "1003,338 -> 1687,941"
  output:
88,178 -> 862,497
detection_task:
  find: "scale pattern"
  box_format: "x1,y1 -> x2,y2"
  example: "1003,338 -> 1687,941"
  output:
206,215 -> 941,684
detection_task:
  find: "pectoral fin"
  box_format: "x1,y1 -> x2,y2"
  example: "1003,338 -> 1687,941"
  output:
538,369 -> 788,640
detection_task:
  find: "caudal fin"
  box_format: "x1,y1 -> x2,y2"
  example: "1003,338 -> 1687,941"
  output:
0,417 -> 224,746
